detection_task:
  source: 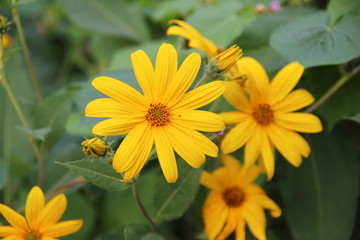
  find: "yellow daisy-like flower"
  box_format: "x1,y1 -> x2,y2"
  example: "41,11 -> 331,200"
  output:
220,57 -> 323,179
85,43 -> 225,183
0,186 -> 83,240
201,154 -> 281,240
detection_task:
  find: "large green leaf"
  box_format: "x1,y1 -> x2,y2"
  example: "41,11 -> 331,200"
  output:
278,130 -> 359,240
326,0 -> 360,23
152,160 -> 202,222
270,12 -> 360,68
59,0 -> 150,42
57,158 -> 129,191
124,225 -> 165,240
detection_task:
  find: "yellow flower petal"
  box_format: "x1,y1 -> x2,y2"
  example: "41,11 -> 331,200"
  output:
92,117 -> 144,136
221,118 -> 255,154
0,204 -> 28,234
219,111 -> 248,125
154,43 -> 178,102
260,129 -> 275,180
91,76 -> 148,110
172,110 -> 224,132
0,226 -> 20,237
215,208 -> 238,240
235,219 -> 246,240
275,112 -> 323,133
167,19 -> 217,57
163,52 -> 201,107
240,201 -> 266,240
131,49 -> 155,102
269,62 -> 304,105
200,171 -> 223,192
36,194 -> 67,231
240,57 -> 269,102
85,98 -> 143,118
223,81 -> 252,113
203,192 -> 229,239
112,122 -> 153,173
25,186 -> 45,230
272,89 -> 314,113
236,165 -> 261,187
2,236 -> 24,240
154,127 -> 178,183
172,81 -> 225,110
266,124 -> 302,167
42,220 -> 83,238
244,126 -> 262,168
167,125 -> 205,168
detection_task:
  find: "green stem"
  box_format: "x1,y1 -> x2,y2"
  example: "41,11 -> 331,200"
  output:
305,66 -> 360,113
131,181 -> 157,232
0,35 -> 44,186
11,0 -> 43,101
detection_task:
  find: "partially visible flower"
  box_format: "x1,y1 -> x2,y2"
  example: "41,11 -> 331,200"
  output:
0,186 -> 83,240
201,154 -> 281,240
85,43 -> 225,183
269,1 -> 282,12
220,57 -> 322,179
1,34 -> 11,49
82,137 -> 108,157
255,3 -> 267,14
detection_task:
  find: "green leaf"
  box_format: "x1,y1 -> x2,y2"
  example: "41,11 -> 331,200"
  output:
327,0 -> 360,23
152,160 -> 202,222
270,12 -> 360,68
348,112 -> 360,123
152,0 -> 200,23
16,126 -> 51,141
277,130 -> 359,240
186,1 -> 255,47
59,0 -> 150,42
0,161 -> 8,190
56,158 -> 129,191
304,65 -> 360,129
124,225 -> 165,240
95,227 -> 125,240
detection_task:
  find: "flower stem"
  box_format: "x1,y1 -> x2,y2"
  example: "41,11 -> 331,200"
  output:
11,0 -> 43,101
131,180 -> 157,232
305,65 -> 360,113
0,35 -> 44,186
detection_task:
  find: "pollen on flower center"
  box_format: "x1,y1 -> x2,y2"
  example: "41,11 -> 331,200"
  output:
25,232 -> 40,240
145,103 -> 170,127
252,104 -> 274,126
223,186 -> 245,207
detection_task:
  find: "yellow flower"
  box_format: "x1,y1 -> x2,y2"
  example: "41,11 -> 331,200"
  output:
167,19 -> 218,58
201,154 -> 281,240
220,57 -> 323,179
82,137 -> 107,157
0,186 -> 83,240
1,34 -> 11,49
85,43 -> 225,183
214,45 -> 243,73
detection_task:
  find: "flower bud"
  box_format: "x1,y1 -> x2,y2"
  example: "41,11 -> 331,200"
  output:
82,137 -> 107,157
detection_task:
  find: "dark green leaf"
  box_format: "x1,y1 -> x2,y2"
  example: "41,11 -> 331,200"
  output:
0,161 -> 8,190
95,227 -> 125,240
59,0 -> 150,42
270,12 -> 360,68
153,160 -> 202,222
277,130 -> 359,240
57,158 -> 129,191
124,225 -> 165,240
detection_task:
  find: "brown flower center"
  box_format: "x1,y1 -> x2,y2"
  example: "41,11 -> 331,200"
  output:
252,104 -> 274,126
145,103 -> 170,127
223,187 -> 245,207
25,232 -> 40,240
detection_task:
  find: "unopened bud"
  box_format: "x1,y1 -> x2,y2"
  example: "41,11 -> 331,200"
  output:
82,137 -> 107,157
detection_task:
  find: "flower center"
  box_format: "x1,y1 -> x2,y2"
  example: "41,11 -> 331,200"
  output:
223,187 -> 245,207
145,103 -> 170,127
25,232 -> 40,240
252,104 -> 274,126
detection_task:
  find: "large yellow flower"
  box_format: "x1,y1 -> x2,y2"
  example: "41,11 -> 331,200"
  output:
0,186 -> 83,240
220,57 -> 323,179
85,43 -> 225,183
201,154 -> 281,240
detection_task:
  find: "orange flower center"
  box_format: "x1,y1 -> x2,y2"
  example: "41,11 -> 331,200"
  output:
145,103 -> 170,127
252,104 -> 274,126
223,187 -> 245,207
25,232 -> 40,240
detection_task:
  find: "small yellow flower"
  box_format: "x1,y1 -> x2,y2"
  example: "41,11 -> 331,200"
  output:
201,155 -> 281,240
82,137 -> 107,157
85,43 -> 225,183
0,186 -> 83,240
220,57 -> 323,179
214,45 -> 243,73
